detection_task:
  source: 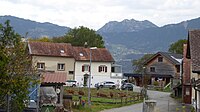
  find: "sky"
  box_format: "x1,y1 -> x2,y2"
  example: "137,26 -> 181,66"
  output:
0,0 -> 200,30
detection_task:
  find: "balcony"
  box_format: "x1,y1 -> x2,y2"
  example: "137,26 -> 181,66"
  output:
111,64 -> 123,78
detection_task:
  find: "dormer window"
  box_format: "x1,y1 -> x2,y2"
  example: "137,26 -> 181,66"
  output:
60,50 -> 64,53
158,57 -> 163,62
79,53 -> 83,56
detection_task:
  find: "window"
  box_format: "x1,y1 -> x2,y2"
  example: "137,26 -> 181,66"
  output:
82,65 -> 90,72
69,71 -> 74,74
111,66 -> 122,73
158,57 -> 163,62
37,63 -> 45,70
111,67 -> 115,72
99,65 -> 107,72
186,87 -> 190,95
150,67 -> 155,72
176,65 -> 180,73
58,63 -> 65,71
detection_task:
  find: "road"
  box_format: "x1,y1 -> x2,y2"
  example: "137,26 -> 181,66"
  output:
100,90 -> 185,112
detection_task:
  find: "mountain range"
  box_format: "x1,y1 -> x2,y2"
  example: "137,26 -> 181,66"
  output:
1,15 -> 200,72
0,15 -> 70,38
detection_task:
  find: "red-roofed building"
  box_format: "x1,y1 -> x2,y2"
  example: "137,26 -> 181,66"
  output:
73,47 -> 122,88
28,41 -> 123,88
28,41 -> 75,80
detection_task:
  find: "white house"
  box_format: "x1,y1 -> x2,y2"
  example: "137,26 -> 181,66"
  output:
73,47 -> 123,88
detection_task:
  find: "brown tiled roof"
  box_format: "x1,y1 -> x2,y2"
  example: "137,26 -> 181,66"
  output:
73,47 -> 115,62
28,41 -> 74,57
28,41 -> 115,62
42,72 -> 67,84
187,30 -> 200,73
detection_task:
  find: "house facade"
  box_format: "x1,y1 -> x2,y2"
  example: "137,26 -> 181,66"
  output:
28,41 -> 123,88
28,41 -> 75,80
143,52 -> 182,95
73,47 -> 123,88
186,30 -> 200,111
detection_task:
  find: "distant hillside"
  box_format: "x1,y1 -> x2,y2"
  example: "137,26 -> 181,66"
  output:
98,17 -> 200,72
0,15 -> 70,38
98,19 -> 158,33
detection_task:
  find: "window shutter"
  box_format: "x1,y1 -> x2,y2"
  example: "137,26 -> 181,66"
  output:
82,66 -> 84,72
99,66 -> 101,72
105,66 -> 107,72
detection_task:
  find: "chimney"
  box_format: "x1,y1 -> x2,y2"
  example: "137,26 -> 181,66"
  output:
84,42 -> 88,48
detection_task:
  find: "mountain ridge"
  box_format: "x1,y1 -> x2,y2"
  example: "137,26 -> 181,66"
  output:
0,15 -> 70,38
98,19 -> 158,33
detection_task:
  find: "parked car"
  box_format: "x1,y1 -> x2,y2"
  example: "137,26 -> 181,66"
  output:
23,100 -> 37,112
121,83 -> 136,91
95,81 -> 116,89
65,80 -> 77,87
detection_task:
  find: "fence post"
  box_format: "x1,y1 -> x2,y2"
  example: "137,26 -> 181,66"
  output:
121,97 -> 122,105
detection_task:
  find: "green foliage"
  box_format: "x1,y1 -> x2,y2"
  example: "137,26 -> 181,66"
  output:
29,36 -> 52,42
168,39 -> 187,54
52,26 -> 105,48
153,81 -> 159,86
132,54 -> 153,73
0,20 -> 38,111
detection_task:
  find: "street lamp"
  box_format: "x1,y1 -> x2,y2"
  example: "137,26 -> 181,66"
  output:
88,47 -> 97,106
142,66 -> 146,87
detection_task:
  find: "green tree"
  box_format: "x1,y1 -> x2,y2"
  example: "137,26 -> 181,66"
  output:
168,39 -> 187,54
53,26 -> 105,48
132,54 -> 153,73
0,20 -> 38,111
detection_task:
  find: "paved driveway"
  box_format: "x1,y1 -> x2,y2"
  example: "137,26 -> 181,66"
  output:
100,90 -> 189,112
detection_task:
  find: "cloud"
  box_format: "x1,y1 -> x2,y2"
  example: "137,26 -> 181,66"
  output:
0,0 -> 200,30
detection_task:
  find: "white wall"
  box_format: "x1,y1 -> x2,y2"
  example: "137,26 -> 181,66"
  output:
75,61 -> 122,88
191,68 -> 200,109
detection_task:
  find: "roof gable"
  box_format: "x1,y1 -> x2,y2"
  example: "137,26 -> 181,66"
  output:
144,52 -> 182,65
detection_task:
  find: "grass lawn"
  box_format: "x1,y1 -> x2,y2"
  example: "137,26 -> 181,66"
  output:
72,100 -> 143,112
64,87 -> 143,112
